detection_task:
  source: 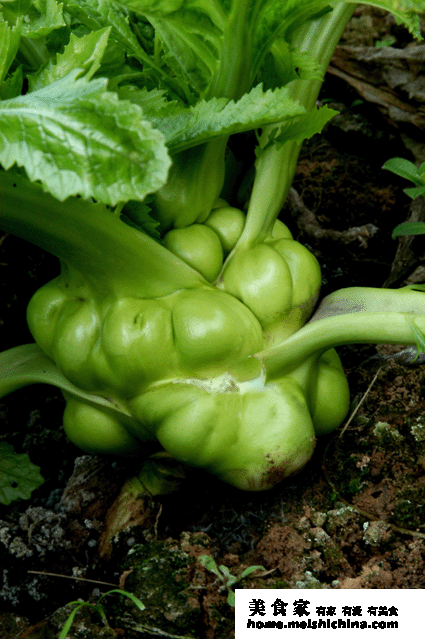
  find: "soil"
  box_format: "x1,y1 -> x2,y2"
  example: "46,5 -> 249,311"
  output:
1,7 -> 425,639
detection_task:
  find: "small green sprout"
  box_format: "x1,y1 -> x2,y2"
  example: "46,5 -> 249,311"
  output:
198,555 -> 265,607
58,589 -> 145,639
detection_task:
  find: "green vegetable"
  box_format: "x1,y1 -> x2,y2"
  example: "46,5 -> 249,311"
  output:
0,171 -> 338,489
0,0 -> 424,493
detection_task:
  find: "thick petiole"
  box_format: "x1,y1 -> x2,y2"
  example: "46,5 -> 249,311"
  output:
0,171 -> 208,298
256,286 -> 425,379
236,4 -> 356,248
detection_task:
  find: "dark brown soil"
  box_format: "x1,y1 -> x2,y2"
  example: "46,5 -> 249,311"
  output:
1,8 -> 425,639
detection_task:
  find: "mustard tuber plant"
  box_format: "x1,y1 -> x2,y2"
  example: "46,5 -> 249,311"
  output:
0,0 -> 424,493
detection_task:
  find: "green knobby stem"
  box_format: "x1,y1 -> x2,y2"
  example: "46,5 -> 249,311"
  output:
0,171 -> 208,298
236,3 -> 356,248
256,286 -> 425,380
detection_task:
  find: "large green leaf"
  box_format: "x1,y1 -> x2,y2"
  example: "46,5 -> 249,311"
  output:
0,71 -> 171,204
119,83 -> 309,153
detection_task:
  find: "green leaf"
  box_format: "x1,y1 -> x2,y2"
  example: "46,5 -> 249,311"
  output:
65,0 -> 142,57
121,84 -> 308,154
405,185 -> 425,199
392,222 -> 425,239
1,65 -> 23,100
103,0 -> 424,107
0,443 -> 44,505
116,0 -> 224,99
382,157 -> 423,185
26,0 -> 65,37
28,27 -> 112,91
351,0 -> 423,40
0,71 -> 171,205
117,85 -> 175,119
57,591 -> 144,638
221,563 -> 264,587
99,589 -> 146,612
260,43 -> 324,90
238,565 -> 266,580
1,0 -> 65,38
58,603 -> 94,639
198,555 -> 222,579
383,158 -> 425,199
64,0 -> 182,98
116,0 -> 338,104
0,18 -> 22,87
119,86 -> 170,112
121,199 -> 162,241
257,104 -> 337,156
251,0 -> 333,73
